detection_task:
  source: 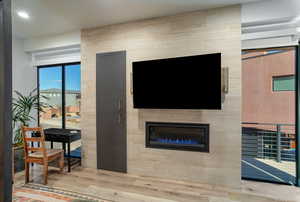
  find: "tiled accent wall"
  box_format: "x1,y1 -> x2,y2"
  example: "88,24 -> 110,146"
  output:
81,5 -> 241,189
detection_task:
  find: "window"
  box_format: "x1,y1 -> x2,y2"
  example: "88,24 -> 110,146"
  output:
39,66 -> 63,128
273,75 -> 295,91
65,64 -> 81,129
242,47 -> 296,185
38,63 -> 81,129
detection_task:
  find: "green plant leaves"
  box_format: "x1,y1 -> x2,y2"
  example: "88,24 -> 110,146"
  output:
12,88 -> 52,145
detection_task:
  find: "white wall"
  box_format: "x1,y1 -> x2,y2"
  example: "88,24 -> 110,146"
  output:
23,30 -> 80,67
241,0 -> 300,49
12,37 -> 37,129
12,38 -> 36,95
13,31 -> 80,94
242,0 -> 300,25
12,31 -> 80,132
24,31 -> 80,52
20,1 -> 300,52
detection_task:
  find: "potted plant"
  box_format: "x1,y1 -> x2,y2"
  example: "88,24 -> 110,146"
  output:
12,88 -> 50,172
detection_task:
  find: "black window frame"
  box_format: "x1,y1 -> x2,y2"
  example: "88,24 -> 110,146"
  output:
242,45 -> 300,187
37,62 -> 81,129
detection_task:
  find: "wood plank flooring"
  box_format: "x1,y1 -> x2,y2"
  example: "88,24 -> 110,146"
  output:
14,166 -> 300,202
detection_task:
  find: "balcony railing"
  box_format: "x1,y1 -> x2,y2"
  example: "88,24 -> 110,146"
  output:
242,122 -> 295,162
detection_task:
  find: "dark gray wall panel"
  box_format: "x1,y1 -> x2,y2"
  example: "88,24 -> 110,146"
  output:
0,0 -> 12,201
96,51 -> 127,173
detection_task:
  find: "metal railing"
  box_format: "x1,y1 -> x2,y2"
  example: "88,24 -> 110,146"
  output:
242,122 -> 296,162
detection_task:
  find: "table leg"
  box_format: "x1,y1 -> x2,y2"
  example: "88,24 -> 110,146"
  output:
62,143 -> 66,155
68,142 -> 71,172
51,141 -> 53,149
31,142 -> 34,166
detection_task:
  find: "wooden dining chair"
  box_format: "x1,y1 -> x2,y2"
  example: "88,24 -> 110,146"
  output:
21,126 -> 64,185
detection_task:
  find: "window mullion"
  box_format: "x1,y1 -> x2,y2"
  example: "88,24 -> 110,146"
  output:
62,64 -> 66,129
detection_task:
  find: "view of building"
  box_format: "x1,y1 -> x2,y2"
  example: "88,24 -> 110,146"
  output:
40,88 -> 81,129
242,48 -> 295,126
241,47 -> 296,184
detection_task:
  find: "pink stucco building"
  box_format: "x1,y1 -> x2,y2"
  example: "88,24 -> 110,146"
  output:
242,47 -> 295,133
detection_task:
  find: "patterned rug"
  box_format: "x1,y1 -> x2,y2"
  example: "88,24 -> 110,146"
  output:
13,184 -> 108,202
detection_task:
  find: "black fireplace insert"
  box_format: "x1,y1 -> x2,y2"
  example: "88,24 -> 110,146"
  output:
146,122 -> 209,152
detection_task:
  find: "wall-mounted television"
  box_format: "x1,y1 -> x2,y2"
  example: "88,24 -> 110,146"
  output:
132,53 -> 221,109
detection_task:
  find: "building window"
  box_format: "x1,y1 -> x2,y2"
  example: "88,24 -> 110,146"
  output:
272,75 -> 295,91
38,63 -> 81,129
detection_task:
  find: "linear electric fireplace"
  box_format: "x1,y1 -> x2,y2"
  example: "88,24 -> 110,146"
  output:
146,122 -> 209,152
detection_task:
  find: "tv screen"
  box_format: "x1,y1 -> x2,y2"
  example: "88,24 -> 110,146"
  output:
132,53 -> 221,109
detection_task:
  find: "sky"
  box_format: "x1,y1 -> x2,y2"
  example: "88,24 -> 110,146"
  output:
39,64 -> 81,91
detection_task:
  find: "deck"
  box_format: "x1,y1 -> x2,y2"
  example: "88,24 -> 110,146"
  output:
242,157 -> 296,184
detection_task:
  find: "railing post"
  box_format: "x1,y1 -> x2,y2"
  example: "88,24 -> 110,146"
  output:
277,124 -> 281,162
261,134 -> 264,159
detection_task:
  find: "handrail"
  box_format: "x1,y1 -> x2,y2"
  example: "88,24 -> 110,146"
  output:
242,122 -> 295,162
242,122 -> 295,126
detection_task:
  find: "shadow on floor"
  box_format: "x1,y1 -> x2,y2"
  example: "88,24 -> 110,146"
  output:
242,157 -> 295,185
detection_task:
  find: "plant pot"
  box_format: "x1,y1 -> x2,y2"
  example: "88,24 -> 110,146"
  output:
13,145 -> 24,173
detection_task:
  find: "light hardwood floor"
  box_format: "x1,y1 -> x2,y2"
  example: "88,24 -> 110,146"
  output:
14,165 -> 300,202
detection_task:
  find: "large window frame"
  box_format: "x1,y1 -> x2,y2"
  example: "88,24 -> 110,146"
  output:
37,62 -> 81,129
242,45 -> 300,187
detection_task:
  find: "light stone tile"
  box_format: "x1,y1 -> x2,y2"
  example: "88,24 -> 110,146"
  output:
81,5 -> 242,189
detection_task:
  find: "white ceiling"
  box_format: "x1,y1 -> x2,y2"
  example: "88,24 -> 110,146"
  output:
13,0 -> 263,39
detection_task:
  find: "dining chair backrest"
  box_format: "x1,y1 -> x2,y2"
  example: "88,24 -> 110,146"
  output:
21,126 -> 47,160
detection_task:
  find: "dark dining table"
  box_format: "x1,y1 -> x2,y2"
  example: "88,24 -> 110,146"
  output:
33,128 -> 81,172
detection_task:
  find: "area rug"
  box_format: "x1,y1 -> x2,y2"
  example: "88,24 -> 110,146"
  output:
13,184 -> 109,202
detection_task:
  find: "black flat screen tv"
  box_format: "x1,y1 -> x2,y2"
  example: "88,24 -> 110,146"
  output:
132,53 -> 221,109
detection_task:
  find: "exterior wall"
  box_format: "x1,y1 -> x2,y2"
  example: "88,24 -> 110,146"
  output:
81,6 -> 241,189
40,91 -> 80,106
66,106 -> 80,113
242,48 -> 295,125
